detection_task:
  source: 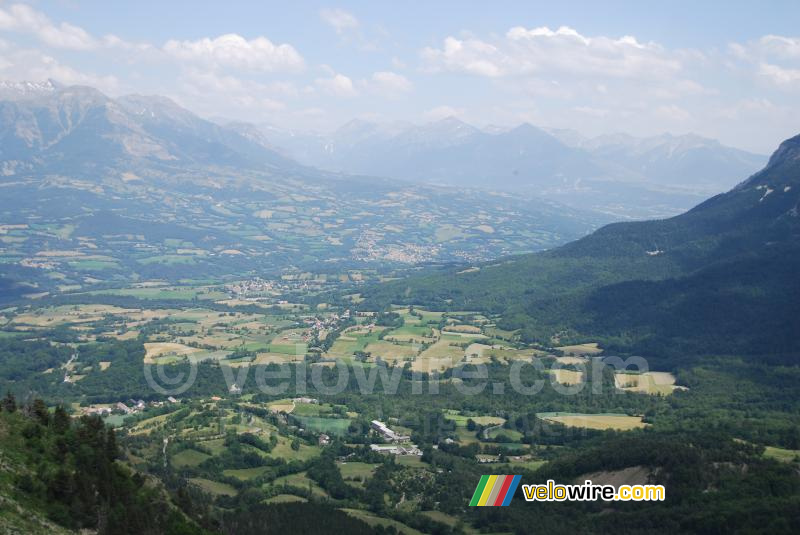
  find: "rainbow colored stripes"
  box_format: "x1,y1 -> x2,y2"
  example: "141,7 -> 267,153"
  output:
469,475 -> 521,506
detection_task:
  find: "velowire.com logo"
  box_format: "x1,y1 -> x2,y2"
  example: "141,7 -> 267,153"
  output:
469,475 -> 522,506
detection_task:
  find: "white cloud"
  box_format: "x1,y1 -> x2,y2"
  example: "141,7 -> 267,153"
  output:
367,71 -> 412,94
573,106 -> 609,117
728,34 -> 800,88
180,69 -> 287,110
0,3 -> 96,50
0,46 -> 118,91
320,8 -> 359,36
758,62 -> 800,85
315,73 -> 357,97
424,105 -> 465,121
422,26 -> 681,79
163,34 -> 304,72
422,36 -> 506,77
652,104 -> 691,122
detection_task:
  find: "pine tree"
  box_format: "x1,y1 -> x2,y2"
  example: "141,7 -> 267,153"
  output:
53,405 -> 71,434
1,391 -> 16,413
32,399 -> 49,426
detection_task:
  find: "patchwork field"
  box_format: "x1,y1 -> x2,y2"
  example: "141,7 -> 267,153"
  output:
143,342 -> 201,364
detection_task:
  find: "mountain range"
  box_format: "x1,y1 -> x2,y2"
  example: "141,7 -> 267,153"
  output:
256,117 -> 767,219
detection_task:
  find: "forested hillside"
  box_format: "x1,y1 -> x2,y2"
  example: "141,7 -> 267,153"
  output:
361,134 -> 800,360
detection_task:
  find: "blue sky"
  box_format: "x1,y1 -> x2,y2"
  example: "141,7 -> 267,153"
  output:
1,1 -> 799,152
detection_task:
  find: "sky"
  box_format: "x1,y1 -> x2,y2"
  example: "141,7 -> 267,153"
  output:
0,1 -> 799,153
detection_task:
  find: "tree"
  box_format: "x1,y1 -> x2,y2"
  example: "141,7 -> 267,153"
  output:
53,406 -> 71,434
31,399 -> 49,426
1,391 -> 16,413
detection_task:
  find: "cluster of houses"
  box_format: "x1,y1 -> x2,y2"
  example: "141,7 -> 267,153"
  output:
369,443 -> 422,456
302,309 -> 351,332
369,420 -> 421,456
79,396 -> 179,417
370,420 -> 411,442
226,277 -> 275,297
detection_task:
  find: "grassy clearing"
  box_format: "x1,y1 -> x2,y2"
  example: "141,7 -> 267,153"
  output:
270,438 -> 321,461
537,412 -> 647,431
444,410 -> 505,427
143,342 -> 201,363
171,449 -> 211,468
223,466 -> 271,480
414,339 -> 465,372
614,372 -> 684,395
420,511 -> 480,533
395,456 -> 427,469
264,494 -> 307,504
549,369 -> 585,385
340,509 -> 425,535
363,340 -> 418,363
487,428 -> 524,442
763,446 -> 800,463
267,399 -> 295,413
189,478 -> 237,496
271,472 -> 327,497
292,416 -> 351,436
556,343 -> 603,356
337,462 -> 379,481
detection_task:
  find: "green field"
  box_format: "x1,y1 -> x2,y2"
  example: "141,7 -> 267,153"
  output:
223,466 -> 271,480
271,472 -> 327,497
172,448 -> 211,468
763,446 -> 800,462
189,478 -> 237,496
337,462 -> 379,482
443,410 -> 505,427
264,494 -> 307,504
340,509 -> 425,535
291,415 -> 351,436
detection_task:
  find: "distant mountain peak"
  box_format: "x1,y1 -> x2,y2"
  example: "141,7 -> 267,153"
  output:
766,133 -> 800,168
0,79 -> 61,100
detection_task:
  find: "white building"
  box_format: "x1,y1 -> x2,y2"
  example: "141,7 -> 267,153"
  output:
370,420 -> 410,443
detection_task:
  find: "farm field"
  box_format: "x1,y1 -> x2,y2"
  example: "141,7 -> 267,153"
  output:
188,478 -> 237,497
549,369 -> 585,385
537,412 -> 648,431
264,494 -> 307,504
337,462 -> 379,483
555,343 -> 603,356
443,410 -> 506,427
763,446 -> 800,463
172,449 -> 211,468
271,472 -> 327,497
614,371 -> 685,395
340,509 -> 425,535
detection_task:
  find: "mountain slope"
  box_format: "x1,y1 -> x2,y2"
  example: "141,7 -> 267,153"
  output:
0,85 -> 295,177
361,134 -> 800,360
0,403 -> 206,534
